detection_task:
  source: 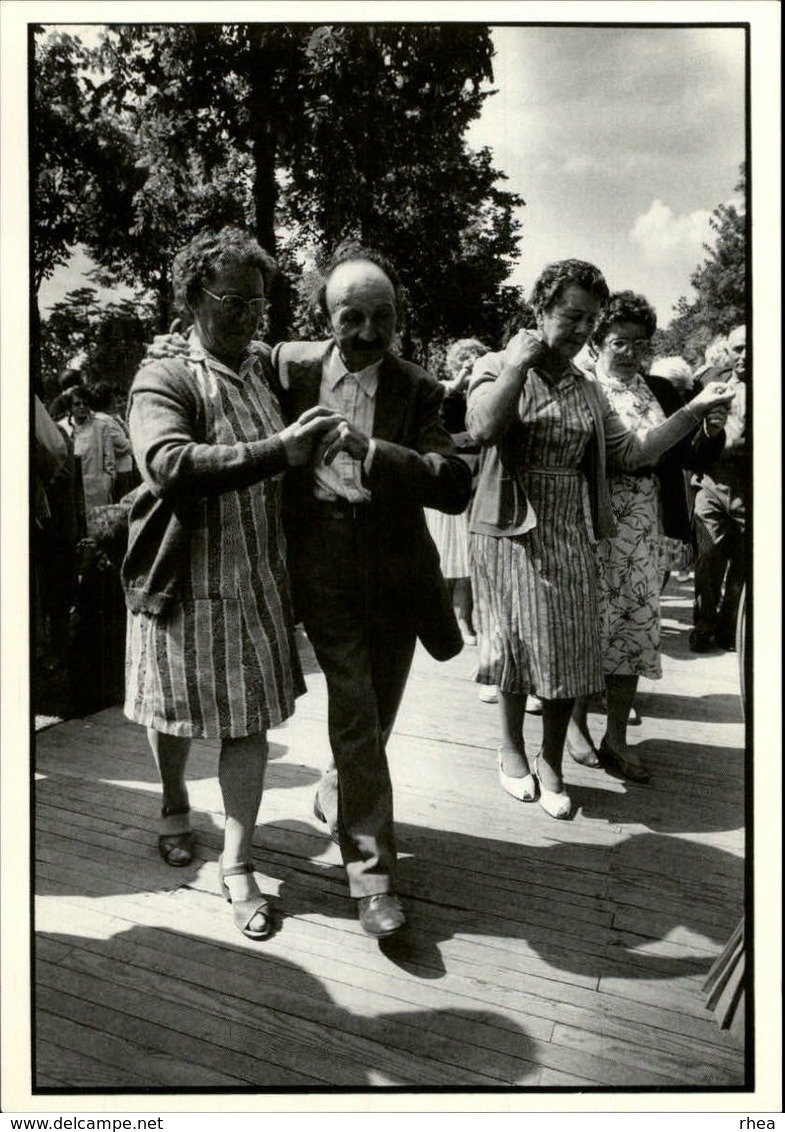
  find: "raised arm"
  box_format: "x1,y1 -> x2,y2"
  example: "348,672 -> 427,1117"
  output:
466,331 -> 570,444
604,381 -> 735,471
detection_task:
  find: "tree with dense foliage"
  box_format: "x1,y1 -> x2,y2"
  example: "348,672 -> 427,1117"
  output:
32,22 -> 525,381
651,164 -> 747,364
38,288 -> 157,405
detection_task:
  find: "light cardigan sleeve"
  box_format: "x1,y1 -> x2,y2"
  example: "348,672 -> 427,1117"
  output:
598,388 -> 704,471
466,350 -> 522,445
129,358 -> 289,505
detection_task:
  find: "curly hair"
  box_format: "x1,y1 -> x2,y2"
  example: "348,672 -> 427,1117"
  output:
68,385 -> 93,410
704,334 -> 730,368
530,259 -> 610,316
445,337 -> 488,377
590,290 -> 657,350
172,226 -> 277,316
311,239 -> 406,323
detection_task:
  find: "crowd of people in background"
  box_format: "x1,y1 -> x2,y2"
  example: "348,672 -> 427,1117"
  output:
32,226 -> 748,944
33,377 -> 139,713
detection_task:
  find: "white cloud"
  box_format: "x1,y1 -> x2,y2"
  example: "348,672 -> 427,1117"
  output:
630,200 -> 713,264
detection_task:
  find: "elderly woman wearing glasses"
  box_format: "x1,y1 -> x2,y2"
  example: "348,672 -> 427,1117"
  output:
467,264 -> 733,819
123,226 -> 339,940
566,291 -> 728,782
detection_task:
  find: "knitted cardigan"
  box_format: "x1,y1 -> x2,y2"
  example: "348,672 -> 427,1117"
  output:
466,352 -> 709,542
121,351 -> 289,615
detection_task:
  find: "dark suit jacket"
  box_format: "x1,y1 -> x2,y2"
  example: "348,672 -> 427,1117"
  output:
694,363 -> 747,495
642,374 -> 725,541
270,340 -> 472,660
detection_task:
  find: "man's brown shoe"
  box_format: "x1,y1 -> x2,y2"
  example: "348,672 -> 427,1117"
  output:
357,894 -> 407,938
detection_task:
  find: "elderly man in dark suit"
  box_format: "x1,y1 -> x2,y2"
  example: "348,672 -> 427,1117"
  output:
272,244 -> 471,938
690,324 -> 747,652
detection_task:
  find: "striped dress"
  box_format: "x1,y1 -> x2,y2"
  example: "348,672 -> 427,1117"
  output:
125,350 -> 305,739
471,367 -> 603,699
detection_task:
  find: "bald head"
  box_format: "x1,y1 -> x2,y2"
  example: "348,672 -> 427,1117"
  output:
325,259 -> 398,372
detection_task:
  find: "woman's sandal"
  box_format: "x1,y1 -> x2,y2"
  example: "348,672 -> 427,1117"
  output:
497,748 -> 538,802
158,804 -> 195,867
565,736 -> 602,769
532,754 -> 572,819
218,857 -> 273,941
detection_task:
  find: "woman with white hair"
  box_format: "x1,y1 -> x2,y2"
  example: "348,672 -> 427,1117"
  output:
648,355 -> 696,398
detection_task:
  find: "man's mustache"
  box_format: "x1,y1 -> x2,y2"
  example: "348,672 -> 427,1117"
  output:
352,338 -> 386,352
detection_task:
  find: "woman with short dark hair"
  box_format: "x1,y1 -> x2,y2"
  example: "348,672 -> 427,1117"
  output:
567,291 -> 727,782
123,226 -> 338,940
467,261 -> 733,819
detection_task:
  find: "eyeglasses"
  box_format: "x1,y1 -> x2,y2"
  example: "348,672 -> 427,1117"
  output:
202,288 -> 265,318
606,338 -> 650,356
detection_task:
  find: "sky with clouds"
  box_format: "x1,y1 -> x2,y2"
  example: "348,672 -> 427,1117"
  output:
468,24 -> 746,326
36,20 -> 746,331
462,24 -> 743,326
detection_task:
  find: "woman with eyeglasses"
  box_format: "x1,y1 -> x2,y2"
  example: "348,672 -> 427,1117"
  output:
122,226 -> 339,940
565,290 -> 728,783
467,263 -> 733,818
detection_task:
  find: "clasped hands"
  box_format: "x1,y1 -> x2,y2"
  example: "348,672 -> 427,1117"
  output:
282,408 -> 369,468
690,381 -> 735,438
145,330 -> 369,468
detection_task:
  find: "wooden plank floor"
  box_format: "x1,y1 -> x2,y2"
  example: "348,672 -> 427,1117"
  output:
33,577 -> 747,1091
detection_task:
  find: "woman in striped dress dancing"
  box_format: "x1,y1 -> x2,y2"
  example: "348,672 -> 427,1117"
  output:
123,227 -> 338,939
467,260 -> 734,819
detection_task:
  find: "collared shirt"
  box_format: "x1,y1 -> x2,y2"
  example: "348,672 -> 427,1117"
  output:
721,373 -> 746,454
313,345 -> 379,502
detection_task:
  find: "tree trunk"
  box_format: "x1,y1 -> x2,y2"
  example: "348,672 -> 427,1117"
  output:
251,126 -> 278,256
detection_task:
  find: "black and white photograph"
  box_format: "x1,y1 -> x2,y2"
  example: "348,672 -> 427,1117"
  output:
1,0 -> 780,1118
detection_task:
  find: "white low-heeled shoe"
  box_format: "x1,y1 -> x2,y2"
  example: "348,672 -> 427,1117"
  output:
532,754 -> 572,819
538,786 -> 573,819
497,749 -> 537,802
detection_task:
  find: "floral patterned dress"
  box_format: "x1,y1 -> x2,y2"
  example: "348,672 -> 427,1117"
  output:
595,364 -> 670,679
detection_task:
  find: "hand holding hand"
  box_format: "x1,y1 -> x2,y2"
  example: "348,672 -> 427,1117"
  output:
280,406 -> 343,466
691,380 -> 735,418
315,417 -> 370,466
